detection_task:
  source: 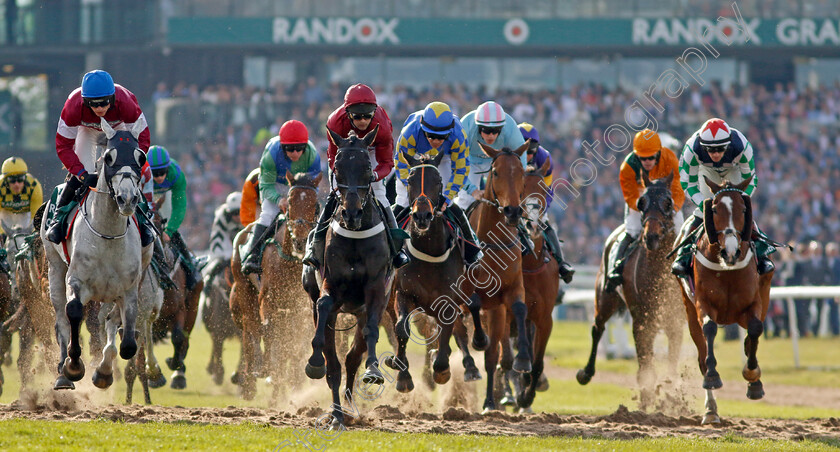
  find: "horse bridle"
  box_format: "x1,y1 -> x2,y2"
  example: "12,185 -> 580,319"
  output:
81,159 -> 143,241
332,149 -> 374,222
286,184 -> 319,229
706,187 -> 752,247
409,164 -> 442,217
478,159 -> 505,213
640,187 -> 674,232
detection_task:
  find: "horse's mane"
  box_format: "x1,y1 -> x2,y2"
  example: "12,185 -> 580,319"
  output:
290,173 -> 317,187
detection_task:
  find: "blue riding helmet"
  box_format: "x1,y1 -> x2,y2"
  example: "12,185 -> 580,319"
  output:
518,122 -> 540,143
81,70 -> 115,99
420,102 -> 455,135
148,145 -> 171,170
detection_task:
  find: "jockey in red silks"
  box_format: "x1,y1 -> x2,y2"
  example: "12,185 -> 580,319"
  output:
46,69 -> 155,246
302,83 -> 410,271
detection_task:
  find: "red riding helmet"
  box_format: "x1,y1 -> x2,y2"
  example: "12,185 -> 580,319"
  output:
279,120 -> 308,145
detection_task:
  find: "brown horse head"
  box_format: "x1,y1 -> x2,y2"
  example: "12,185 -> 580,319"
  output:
638,171 -> 676,251
327,125 -> 379,231
521,157 -> 551,241
479,141 -> 528,226
405,151 -> 446,232
703,175 -> 753,266
284,170 -> 323,257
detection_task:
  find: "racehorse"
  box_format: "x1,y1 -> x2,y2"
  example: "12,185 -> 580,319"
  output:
41,117 -> 150,390
201,259 -> 240,386
303,126 -> 393,428
386,152 -> 486,393
124,263 -> 164,404
467,142 -> 532,413
500,158 -> 560,413
677,176 -> 772,425
151,230 -> 203,390
229,223 -> 262,399
576,173 -> 683,409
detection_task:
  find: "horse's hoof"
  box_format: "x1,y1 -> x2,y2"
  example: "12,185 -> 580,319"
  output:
701,412 -> 721,425
230,371 -> 241,385
472,332 -> 489,351
481,405 -> 499,415
212,371 -> 224,386
148,373 -> 166,389
746,381 -> 764,400
702,372 -> 723,390
170,375 -> 187,390
742,365 -> 761,383
576,369 -> 592,385
518,406 -> 534,414
463,367 -> 482,382
305,363 -> 326,380
383,356 -> 395,369
329,416 -> 344,431
433,368 -> 451,385
513,356 -> 532,374
396,375 -> 414,393
53,375 -> 75,390
120,339 -> 137,361
62,357 -> 85,382
500,394 -> 516,406
536,373 -> 549,392
362,365 -> 385,385
91,370 -> 114,389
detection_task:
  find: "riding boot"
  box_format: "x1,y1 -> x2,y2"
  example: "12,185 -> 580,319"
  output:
171,232 -> 201,291
542,222 -> 575,284
46,176 -> 84,244
516,224 -> 535,256
153,239 -> 176,290
671,215 -> 703,278
303,192 -> 338,270
751,225 -> 776,275
381,203 -> 410,269
445,202 -> 482,266
393,204 -> 410,227
135,202 -> 155,247
605,232 -> 635,293
241,223 -> 269,275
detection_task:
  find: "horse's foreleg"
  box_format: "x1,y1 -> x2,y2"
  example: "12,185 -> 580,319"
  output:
742,316 -> 764,400
498,322 -> 515,407
306,294 -> 334,379
482,305 -> 505,413
577,287 -> 620,385
92,304 -> 119,389
510,300 -> 532,373
324,316 -> 347,428
432,322 -> 454,385
518,318 -> 551,412
62,279 -> 86,382
119,292 -> 139,361
49,265 -> 73,389
361,287 -> 386,385
702,388 -> 720,424
701,316 -> 722,390
343,316 -> 368,398
392,295 -> 414,392
124,350 -> 136,404
468,293 -> 489,351
453,317 -> 481,382
137,344 -> 152,404
632,311 -> 657,411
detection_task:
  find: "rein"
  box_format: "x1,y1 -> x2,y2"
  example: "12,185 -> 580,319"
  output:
79,190 -> 131,240
409,164 -> 442,216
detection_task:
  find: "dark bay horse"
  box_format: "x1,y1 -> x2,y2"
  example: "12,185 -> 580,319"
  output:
303,126 -> 393,428
677,176 -> 772,425
577,173 -> 683,408
386,152 -> 486,393
468,142 -> 532,413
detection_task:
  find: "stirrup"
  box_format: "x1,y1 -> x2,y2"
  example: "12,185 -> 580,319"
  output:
671,260 -> 691,278
392,250 -> 410,269
241,254 -> 263,275
757,258 -> 775,275
46,222 -> 64,244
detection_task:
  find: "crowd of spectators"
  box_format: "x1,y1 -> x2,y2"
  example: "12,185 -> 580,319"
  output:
146,78 -> 840,275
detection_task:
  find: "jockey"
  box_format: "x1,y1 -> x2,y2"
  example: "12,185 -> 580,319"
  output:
239,168 -> 260,227
303,83 -> 410,271
518,123 -> 575,283
242,120 -> 321,274
605,129 -> 684,292
671,118 -> 774,277
147,145 -> 201,290
0,157 -> 43,275
47,69 -> 154,246
204,191 -> 243,289
455,101 -> 527,210
393,101 -> 481,266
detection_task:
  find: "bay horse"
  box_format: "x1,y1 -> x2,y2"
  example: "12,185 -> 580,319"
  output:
385,152 -> 486,393
41,117 -> 150,391
303,126 -> 393,428
677,176 -> 772,425
577,173 -> 683,409
468,142 -> 532,413
500,157 -> 560,413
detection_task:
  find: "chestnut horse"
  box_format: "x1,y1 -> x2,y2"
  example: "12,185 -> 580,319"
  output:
676,176 -> 772,425
468,142 -> 531,413
576,173 -> 683,409
386,152 -> 486,393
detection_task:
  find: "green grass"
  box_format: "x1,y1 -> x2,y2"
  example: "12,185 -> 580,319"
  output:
0,419 -> 836,451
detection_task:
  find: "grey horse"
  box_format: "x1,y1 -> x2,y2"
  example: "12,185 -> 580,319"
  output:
41,117 -> 152,390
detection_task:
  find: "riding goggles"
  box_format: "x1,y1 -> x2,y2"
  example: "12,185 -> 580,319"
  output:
84,96 -> 112,108
282,143 -> 307,154
425,131 -> 450,141
348,112 -> 374,120
152,168 -> 168,178
5,174 -> 25,184
638,151 -> 660,162
478,126 -> 503,135
701,143 -> 729,154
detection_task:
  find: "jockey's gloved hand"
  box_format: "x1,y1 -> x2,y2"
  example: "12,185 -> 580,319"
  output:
79,171 -> 98,190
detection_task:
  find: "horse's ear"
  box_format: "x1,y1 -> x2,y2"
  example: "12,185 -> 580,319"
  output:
703,199 -> 718,245
326,127 -> 344,147
100,117 -> 117,140
103,148 -> 117,167
512,141 -> 528,157
134,149 -> 147,167
704,176 -> 721,194
130,120 -> 145,140
735,175 -> 753,192
538,158 -> 551,177
403,152 -> 421,168
312,171 -> 324,187
641,171 -> 652,187
478,142 -> 500,159
432,150 -> 446,168
663,171 -> 674,187
285,170 -> 294,186
362,124 -> 380,148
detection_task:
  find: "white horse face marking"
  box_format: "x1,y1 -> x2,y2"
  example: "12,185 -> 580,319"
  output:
719,197 -> 739,263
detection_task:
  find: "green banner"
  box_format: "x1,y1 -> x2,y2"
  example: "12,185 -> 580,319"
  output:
167,17 -> 840,47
